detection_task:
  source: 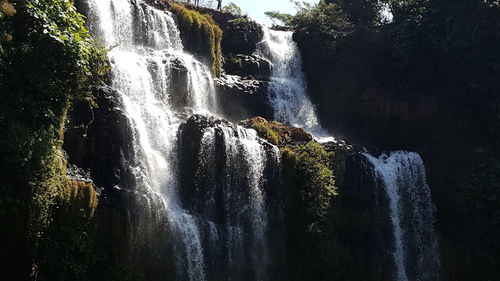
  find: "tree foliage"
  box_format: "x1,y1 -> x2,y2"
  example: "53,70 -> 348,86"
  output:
266,1 -> 352,35
223,2 -> 242,16
384,0 -> 430,22
325,0 -> 381,25
264,10 -> 294,26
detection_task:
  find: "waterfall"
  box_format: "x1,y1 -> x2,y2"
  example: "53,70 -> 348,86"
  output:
84,1 -> 279,280
364,151 -> 441,281
182,120 -> 281,281
257,29 -> 334,142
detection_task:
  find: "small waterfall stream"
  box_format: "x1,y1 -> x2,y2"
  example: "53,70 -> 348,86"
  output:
257,29 -> 333,142
84,1 -> 279,280
190,123 -> 280,281
364,151 -> 441,281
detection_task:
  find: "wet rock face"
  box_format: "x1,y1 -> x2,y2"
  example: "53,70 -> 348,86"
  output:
224,54 -> 272,79
169,57 -> 189,109
184,4 -> 264,55
177,114 -> 281,214
177,115 -> 228,221
215,75 -> 273,122
332,150 -> 395,281
64,86 -> 174,281
64,86 -> 137,194
157,1 -> 263,56
177,114 -> 284,281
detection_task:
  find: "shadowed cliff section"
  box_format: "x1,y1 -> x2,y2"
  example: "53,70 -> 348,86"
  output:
293,1 -> 500,280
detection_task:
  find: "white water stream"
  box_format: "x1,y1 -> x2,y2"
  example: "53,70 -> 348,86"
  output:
258,29 -> 334,142
364,151 -> 441,281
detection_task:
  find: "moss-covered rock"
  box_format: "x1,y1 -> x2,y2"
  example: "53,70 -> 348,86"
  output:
168,3 -> 223,76
240,117 -> 313,146
164,2 -> 264,55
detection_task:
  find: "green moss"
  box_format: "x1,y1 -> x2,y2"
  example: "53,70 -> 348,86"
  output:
169,3 -> 223,77
243,117 -> 312,145
64,179 -> 99,218
252,122 -> 280,145
229,53 -> 243,68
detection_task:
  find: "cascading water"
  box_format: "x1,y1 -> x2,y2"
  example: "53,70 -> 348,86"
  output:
83,1 -> 280,280
364,151 -> 441,281
257,29 -> 333,142
189,122 -> 280,281
85,0 -> 215,279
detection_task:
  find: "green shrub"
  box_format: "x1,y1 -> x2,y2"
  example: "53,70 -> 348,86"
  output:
283,142 -> 337,232
293,142 -> 337,228
282,142 -> 338,280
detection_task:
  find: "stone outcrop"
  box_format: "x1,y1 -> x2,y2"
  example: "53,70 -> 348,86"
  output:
154,1 -> 263,56
175,3 -> 264,55
224,54 -> 271,79
329,150 -> 395,281
215,75 -> 272,122
240,116 -> 313,146
294,21 -> 500,281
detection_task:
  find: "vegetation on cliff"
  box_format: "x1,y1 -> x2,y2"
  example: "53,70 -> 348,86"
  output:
282,141 -> 339,280
169,3 -> 223,76
0,0 -> 108,278
283,142 -> 337,225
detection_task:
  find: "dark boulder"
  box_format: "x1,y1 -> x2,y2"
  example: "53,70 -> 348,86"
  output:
223,54 -> 271,80
215,75 -> 273,122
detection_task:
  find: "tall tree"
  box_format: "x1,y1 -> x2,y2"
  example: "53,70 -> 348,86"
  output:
325,0 -> 381,26
384,0 -> 430,22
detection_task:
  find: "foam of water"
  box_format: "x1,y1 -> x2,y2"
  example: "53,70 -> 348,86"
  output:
258,29 -> 334,143
364,151 -> 441,281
